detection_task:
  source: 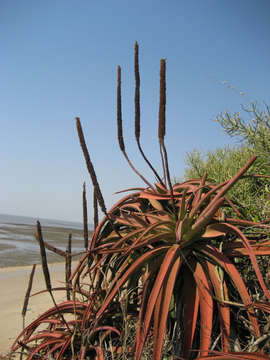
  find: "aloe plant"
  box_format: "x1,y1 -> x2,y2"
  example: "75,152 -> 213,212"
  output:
12,43 -> 270,359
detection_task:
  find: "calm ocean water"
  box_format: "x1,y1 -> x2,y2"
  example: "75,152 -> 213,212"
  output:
0,214 -> 89,268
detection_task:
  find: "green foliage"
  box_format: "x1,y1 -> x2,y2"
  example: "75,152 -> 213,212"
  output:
216,101 -> 270,164
185,101 -> 270,221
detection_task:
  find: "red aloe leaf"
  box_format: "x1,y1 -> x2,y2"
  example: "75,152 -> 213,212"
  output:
224,243 -> 270,256
119,233 -> 170,255
173,182 -> 201,194
189,180 -> 228,217
224,217 -> 270,229
12,301 -> 87,351
178,188 -> 188,220
90,229 -> 147,271
96,247 -> 168,320
184,197 -> 225,244
89,191 -> 141,248
206,260 -> 230,352
224,195 -> 242,218
202,223 -> 226,238
39,319 -> 62,325
196,351 -> 270,359
198,155 -> 257,221
79,346 -> 86,360
115,187 -> 145,194
109,228 -> 143,249
182,266 -> 200,359
90,326 -> 121,337
81,298 -> 95,328
201,246 -> 261,338
155,182 -> 168,193
176,215 -> 192,241
56,335 -> 72,360
25,331 -> 65,344
153,287 -> 163,355
193,261 -> 213,357
115,212 -> 148,228
47,341 -> 66,357
88,346 -> 104,359
135,245 -> 180,359
144,212 -> 171,224
113,216 -> 140,227
124,220 -> 171,254
154,282 -> 163,336
26,339 -> 65,360
70,251 -> 89,280
152,256 -> 181,359
190,172 -> 207,216
149,198 -> 165,211
249,301 -> 270,313
218,222 -> 270,301
139,189 -> 182,201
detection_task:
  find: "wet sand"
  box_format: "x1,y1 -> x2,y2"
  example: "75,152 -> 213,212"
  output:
0,221 -> 86,267
0,262 -> 74,356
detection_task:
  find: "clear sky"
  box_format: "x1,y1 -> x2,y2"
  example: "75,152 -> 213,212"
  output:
1,1 -> 269,223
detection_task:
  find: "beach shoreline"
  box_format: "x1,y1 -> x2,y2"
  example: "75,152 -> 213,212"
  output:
0,262 -> 75,356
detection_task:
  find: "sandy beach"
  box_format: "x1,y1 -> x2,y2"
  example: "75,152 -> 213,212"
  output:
0,214 -> 88,356
0,262 -> 72,356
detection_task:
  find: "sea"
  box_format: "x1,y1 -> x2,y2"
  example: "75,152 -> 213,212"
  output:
0,213 -> 90,268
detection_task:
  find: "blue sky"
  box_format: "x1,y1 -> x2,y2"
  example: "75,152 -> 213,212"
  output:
0,1 -> 269,223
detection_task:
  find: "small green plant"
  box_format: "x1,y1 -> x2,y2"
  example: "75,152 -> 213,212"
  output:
12,43 -> 270,360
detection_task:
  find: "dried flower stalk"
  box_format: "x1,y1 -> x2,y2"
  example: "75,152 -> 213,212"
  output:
36,221 -> 71,333
134,42 -> 164,185
22,264 -> 36,329
134,42 -> 140,141
43,240 -> 66,257
158,59 -> 166,141
117,66 -> 154,190
65,233 -> 72,300
36,221 -> 51,292
158,59 -> 176,215
93,188 -> 99,230
83,182 -> 88,250
76,117 -> 107,216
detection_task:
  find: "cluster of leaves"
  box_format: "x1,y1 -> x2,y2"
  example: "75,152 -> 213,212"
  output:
11,44 -> 270,359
